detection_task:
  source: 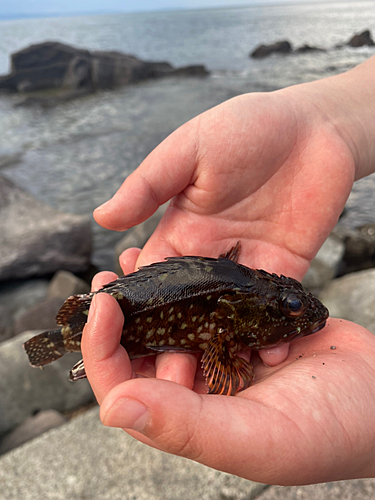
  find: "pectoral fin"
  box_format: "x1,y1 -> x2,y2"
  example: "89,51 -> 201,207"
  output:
201,330 -> 254,396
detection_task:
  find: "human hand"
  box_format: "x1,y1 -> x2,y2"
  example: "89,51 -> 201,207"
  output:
82,268 -> 375,485
92,80 -> 358,379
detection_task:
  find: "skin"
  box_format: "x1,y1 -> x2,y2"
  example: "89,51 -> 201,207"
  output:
81,55 -> 375,485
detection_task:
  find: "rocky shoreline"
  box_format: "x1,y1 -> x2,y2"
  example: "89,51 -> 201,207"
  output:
1,172 -> 375,455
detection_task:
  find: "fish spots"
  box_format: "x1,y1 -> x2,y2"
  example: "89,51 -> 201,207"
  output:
177,312 -> 182,319
159,273 -> 168,282
160,311 -> 164,320
199,332 -> 211,341
112,292 -> 124,300
168,315 -> 175,322
192,316 -> 197,322
205,266 -> 213,273
206,295 -> 212,301
199,342 -> 208,349
135,317 -> 141,324
157,327 -> 166,336
146,330 -> 155,340
180,323 -> 188,330
187,333 -> 195,341
168,337 -> 176,345
146,317 -> 153,323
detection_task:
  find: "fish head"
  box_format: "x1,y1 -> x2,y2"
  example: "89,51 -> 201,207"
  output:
235,271 -> 329,349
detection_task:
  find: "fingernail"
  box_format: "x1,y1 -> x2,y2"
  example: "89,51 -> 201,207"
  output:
95,198 -> 112,211
87,295 -> 97,324
101,398 -> 148,431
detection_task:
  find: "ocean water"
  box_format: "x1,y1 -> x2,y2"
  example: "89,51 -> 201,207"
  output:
0,1 -> 374,270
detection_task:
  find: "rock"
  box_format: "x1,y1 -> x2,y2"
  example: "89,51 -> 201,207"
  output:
296,44 -> 326,53
0,175 -> 91,281
258,478 -> 375,500
333,223 -> 375,275
302,234 -> 345,295
0,41 -> 209,98
320,269 -> 375,334
13,296 -> 64,335
0,330 -> 93,437
47,270 -> 90,299
0,409 -> 67,455
114,204 -> 169,276
0,279 -> 49,342
0,407 -> 266,500
347,29 -> 375,47
250,40 -> 292,58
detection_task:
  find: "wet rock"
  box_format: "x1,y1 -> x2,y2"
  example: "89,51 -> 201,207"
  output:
0,175 -> 91,281
13,296 -> 64,335
47,270 -> 90,299
0,279 -> 49,342
0,330 -> 93,437
302,234 -> 345,295
114,204 -> 168,276
320,269 -> 375,334
296,44 -> 326,53
0,41 -> 209,98
250,40 -> 292,58
0,410 -> 66,455
347,29 -> 375,47
334,223 -> 375,275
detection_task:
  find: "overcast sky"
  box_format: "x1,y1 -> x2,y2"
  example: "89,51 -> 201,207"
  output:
1,0 -> 333,17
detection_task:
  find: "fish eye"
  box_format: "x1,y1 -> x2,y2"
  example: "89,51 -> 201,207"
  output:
280,294 -> 307,318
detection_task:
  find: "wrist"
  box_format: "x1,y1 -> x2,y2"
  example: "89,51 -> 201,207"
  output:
284,56 -> 375,181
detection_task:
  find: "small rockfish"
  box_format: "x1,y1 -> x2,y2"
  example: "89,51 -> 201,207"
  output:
24,242 -> 328,396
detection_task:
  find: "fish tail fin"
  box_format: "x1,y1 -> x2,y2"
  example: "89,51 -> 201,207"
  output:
23,329 -> 68,367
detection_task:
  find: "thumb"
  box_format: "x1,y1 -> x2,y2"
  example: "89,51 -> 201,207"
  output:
98,378 -> 300,483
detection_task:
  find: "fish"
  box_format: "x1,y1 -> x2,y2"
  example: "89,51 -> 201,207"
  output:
23,242 -> 329,396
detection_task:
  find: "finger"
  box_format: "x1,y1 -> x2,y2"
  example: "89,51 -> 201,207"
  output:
93,120 -> 199,231
91,271 -> 118,292
82,293 -> 130,404
97,378 -> 308,485
259,344 -> 290,367
155,352 -> 199,390
119,247 -> 141,275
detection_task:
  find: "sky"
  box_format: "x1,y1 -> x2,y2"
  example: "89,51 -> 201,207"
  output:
0,0 -> 333,18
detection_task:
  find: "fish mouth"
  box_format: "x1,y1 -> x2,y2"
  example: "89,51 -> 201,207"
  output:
292,319 -> 327,341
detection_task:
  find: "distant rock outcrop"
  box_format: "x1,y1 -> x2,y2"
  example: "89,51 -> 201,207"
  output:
347,29 -> 375,47
250,40 -> 292,58
0,41 -> 209,98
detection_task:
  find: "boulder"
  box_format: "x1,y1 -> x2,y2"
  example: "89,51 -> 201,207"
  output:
0,279 -> 49,342
0,330 -> 93,437
296,44 -> 326,53
250,40 -> 292,58
114,203 -> 168,276
334,223 -> 375,275
0,175 -> 91,281
0,409 -> 67,455
320,269 -> 375,334
13,296 -> 64,335
302,233 -> 345,295
347,29 -> 375,47
47,270 -> 90,299
0,41 -> 209,97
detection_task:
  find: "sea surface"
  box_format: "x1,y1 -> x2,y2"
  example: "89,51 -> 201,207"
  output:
0,1 -> 374,270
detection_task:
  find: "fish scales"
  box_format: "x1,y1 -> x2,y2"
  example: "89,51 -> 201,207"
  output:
23,242 -> 329,396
